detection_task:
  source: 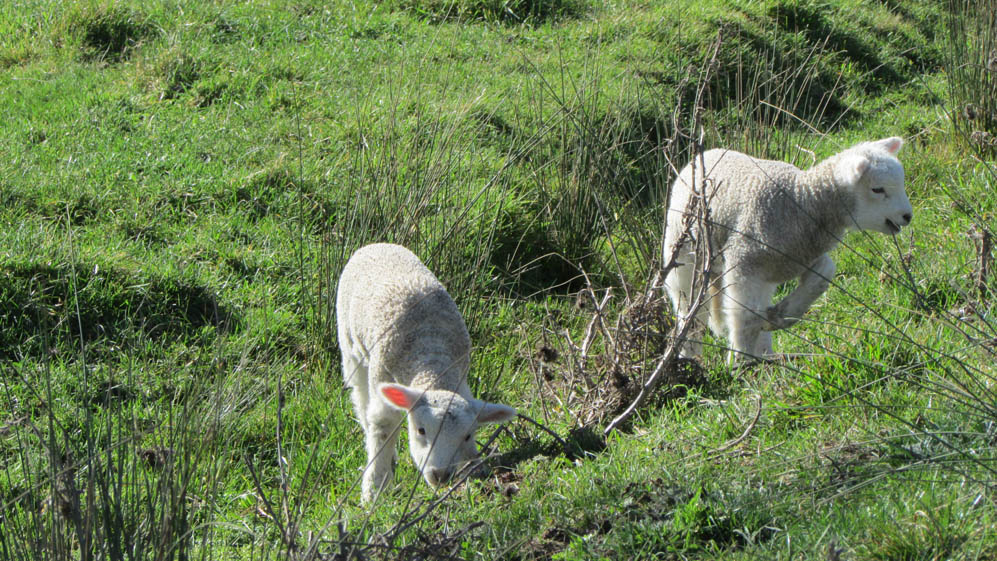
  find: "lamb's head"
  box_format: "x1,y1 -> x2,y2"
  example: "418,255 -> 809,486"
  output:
833,136 -> 913,235
378,383 -> 516,488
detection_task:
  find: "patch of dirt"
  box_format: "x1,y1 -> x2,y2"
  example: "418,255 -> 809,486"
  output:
312,520 -> 485,560
518,526 -> 573,561
478,467 -> 523,500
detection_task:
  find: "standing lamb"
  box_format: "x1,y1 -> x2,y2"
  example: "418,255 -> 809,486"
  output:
663,137 -> 912,362
336,243 -> 517,503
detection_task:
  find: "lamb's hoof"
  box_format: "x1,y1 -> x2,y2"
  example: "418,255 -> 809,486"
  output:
762,306 -> 798,331
759,352 -> 787,363
726,350 -> 762,370
727,349 -> 785,370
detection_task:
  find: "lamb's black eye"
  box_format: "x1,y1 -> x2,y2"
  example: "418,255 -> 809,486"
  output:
872,187 -> 886,194
464,434 -> 472,442
417,427 -> 426,436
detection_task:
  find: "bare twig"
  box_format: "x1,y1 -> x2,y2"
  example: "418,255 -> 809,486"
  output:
971,223 -> 993,298
275,371 -> 297,555
579,287 -> 612,378
605,32 -> 723,435
709,396 -> 762,456
891,234 -> 929,311
605,192 -> 715,434
516,412 -> 569,450
380,454 -> 490,544
759,100 -> 825,136
602,349 -> 675,434
245,453 -> 294,550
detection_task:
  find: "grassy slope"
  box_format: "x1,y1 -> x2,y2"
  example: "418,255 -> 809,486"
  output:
0,0 -> 995,559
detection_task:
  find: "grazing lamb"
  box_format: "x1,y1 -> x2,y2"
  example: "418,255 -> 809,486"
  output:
663,137 -> 912,362
336,243 -> 517,503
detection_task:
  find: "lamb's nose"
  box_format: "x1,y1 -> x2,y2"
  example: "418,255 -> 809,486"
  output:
428,468 -> 452,486
902,213 -> 912,225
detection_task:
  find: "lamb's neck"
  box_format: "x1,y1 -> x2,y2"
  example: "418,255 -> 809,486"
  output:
408,354 -> 469,394
795,158 -> 855,240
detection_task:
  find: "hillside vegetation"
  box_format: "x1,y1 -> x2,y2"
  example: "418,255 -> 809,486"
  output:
0,0 -> 995,559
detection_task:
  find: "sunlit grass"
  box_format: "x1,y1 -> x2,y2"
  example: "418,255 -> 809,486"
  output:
0,0 -> 994,559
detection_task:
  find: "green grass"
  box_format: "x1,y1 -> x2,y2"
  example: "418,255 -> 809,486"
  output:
0,0 -> 995,559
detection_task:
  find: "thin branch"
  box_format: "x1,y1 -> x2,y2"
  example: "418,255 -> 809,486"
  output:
516,413 -> 569,450
709,396 -> 762,456
606,32 -> 723,434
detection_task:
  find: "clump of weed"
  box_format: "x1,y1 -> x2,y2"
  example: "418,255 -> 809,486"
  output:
0,45 -> 37,69
0,371 -> 250,561
150,50 -> 210,101
60,4 -> 155,62
702,22 -> 850,136
517,89 -> 677,291
393,0 -> 585,24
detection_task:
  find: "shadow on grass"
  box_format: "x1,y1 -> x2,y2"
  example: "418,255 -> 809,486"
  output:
0,263 -> 236,360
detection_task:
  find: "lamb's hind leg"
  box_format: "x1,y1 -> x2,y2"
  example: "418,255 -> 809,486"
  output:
665,260 -> 710,358
764,254 -> 835,331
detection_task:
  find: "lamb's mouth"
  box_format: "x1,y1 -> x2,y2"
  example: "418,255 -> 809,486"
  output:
885,219 -> 901,234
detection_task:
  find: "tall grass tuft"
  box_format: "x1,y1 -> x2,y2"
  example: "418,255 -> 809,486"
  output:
0,359 -> 256,561
314,89 -> 527,350
945,0 -> 997,155
59,3 -> 156,63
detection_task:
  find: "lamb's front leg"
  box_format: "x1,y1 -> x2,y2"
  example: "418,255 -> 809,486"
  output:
763,254 -> 835,331
361,407 -> 403,503
342,351 -> 369,427
723,278 -> 778,364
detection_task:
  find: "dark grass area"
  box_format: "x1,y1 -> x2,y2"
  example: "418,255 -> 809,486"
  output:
0,263 -> 233,360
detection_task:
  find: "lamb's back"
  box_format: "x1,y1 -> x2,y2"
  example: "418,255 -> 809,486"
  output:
698,149 -> 801,229
337,244 -> 470,386
695,150 -> 840,281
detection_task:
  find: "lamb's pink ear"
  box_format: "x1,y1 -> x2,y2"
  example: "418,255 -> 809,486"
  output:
477,402 -> 517,425
379,383 -> 421,411
877,136 -> 904,155
834,152 -> 870,186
